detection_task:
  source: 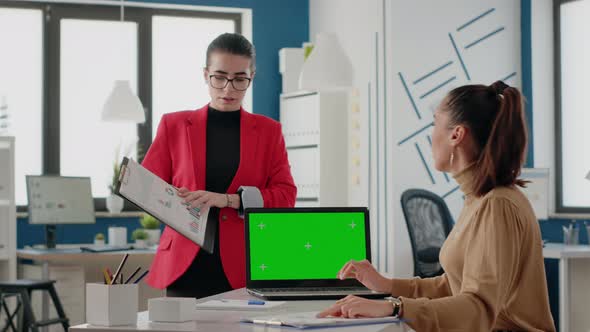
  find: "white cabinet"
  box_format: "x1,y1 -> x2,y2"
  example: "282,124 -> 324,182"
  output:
0,136 -> 16,281
280,90 -> 350,207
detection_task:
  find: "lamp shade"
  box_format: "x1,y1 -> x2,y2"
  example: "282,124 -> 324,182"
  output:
102,80 -> 145,123
298,33 -> 353,90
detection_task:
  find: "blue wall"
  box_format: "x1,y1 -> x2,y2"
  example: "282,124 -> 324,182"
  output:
131,0 -> 310,120
16,216 -> 156,248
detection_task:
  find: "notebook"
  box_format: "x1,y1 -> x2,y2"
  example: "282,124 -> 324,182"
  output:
240,311 -> 400,329
245,207 -> 389,300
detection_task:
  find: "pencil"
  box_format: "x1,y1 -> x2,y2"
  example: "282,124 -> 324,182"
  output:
133,270 -> 149,284
110,253 -> 129,285
124,267 -> 142,284
103,268 -> 112,285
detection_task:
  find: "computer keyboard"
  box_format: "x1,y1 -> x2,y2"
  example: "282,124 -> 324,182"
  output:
260,287 -> 369,293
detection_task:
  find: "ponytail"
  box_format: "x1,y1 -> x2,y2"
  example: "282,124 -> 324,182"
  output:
445,81 -> 528,196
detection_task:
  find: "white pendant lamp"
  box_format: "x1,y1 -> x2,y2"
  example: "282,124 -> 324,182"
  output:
101,0 -> 144,123
102,80 -> 145,123
298,33 -> 353,90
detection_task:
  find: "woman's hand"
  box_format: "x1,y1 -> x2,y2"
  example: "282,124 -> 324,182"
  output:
337,260 -> 391,293
177,188 -> 227,209
317,295 -> 393,318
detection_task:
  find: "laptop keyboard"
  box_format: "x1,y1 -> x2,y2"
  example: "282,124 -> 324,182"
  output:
258,287 -> 370,293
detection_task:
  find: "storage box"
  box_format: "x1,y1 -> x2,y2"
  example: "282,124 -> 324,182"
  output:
148,297 -> 194,322
86,283 -> 138,326
279,48 -> 304,94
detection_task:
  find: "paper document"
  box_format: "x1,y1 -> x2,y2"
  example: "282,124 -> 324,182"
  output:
241,311 -> 400,329
115,158 -> 214,253
196,299 -> 285,311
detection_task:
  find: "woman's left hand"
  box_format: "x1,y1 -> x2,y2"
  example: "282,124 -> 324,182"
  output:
316,295 -> 393,318
177,188 -> 227,209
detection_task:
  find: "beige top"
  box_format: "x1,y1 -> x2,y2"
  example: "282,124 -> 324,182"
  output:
392,166 -> 555,332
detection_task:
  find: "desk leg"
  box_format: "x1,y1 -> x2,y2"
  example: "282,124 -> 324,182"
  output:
559,258 -> 569,332
41,262 -> 49,332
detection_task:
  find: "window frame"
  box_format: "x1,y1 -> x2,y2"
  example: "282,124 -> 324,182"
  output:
554,0 -> 590,213
0,1 -> 241,212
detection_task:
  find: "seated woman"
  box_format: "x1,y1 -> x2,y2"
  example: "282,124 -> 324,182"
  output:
318,81 -> 555,332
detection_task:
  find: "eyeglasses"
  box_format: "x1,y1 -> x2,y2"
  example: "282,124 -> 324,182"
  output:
208,75 -> 252,91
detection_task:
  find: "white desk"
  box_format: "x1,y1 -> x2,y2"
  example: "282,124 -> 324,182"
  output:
543,243 -> 590,332
17,246 -> 163,331
70,288 -> 412,332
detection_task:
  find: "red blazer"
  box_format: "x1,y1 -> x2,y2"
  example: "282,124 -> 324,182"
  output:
142,105 -> 297,289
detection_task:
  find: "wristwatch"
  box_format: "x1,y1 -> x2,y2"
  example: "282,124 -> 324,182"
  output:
385,297 -> 402,317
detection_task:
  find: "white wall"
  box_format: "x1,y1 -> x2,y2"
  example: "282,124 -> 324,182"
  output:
311,0 -> 522,277
310,0 -> 387,271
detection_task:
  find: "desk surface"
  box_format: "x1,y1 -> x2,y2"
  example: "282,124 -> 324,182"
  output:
70,288 -> 411,332
17,246 -> 156,262
542,243 -> 590,259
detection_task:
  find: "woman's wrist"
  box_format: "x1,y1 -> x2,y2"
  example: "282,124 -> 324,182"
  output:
224,193 -> 240,209
379,276 -> 394,294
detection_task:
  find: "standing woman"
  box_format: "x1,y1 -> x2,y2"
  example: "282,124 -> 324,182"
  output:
318,81 -> 555,331
142,33 -> 297,298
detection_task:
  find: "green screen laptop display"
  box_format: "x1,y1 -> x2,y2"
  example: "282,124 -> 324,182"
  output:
247,211 -> 367,281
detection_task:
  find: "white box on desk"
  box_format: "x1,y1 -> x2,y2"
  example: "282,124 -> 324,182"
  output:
148,297 -> 194,322
86,283 -> 138,326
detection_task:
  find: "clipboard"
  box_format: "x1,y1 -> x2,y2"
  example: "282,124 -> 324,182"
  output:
115,157 -> 215,253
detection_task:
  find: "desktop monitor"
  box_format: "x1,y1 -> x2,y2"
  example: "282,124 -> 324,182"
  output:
26,175 -> 95,248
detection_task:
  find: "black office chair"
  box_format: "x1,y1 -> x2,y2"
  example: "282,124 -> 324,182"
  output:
400,189 -> 454,278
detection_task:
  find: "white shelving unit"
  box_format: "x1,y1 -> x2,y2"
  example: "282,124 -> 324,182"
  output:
280,90 -> 350,207
0,136 -> 16,281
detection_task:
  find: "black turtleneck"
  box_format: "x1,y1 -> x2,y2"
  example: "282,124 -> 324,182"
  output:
166,106 -> 241,298
205,106 -> 241,193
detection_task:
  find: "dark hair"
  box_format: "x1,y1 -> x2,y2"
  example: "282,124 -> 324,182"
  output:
206,33 -> 256,71
444,80 -> 528,196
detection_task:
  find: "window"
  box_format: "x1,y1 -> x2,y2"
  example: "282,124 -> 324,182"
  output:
555,0 -> 590,212
59,19 -> 139,199
151,15 -> 236,139
0,7 -> 43,206
0,2 -> 241,211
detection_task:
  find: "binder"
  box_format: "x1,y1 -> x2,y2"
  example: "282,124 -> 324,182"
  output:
115,157 -> 215,253
240,311 -> 400,329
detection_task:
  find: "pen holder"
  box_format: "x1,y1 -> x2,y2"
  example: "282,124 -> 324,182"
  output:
86,283 -> 138,326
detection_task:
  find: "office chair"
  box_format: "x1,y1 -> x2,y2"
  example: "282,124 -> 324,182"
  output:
400,189 -> 454,278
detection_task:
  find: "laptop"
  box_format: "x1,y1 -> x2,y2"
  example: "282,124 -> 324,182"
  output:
245,207 -> 389,300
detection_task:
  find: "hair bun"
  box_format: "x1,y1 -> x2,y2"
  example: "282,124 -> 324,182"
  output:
490,80 -> 509,95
